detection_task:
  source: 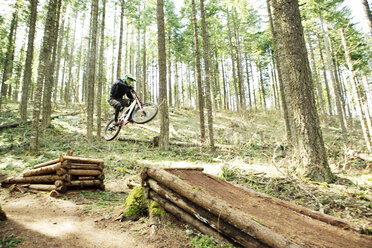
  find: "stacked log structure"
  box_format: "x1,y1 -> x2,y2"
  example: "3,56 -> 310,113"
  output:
141,167 -> 372,248
1,156 -> 105,192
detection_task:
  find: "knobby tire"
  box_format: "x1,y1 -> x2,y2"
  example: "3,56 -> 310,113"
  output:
103,119 -> 122,141
132,102 -> 158,124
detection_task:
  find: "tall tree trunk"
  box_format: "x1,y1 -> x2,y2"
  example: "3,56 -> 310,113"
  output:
13,43 -> 25,102
270,50 -> 280,110
97,0 -> 106,138
53,11 -> 65,103
272,0 -> 334,182
307,34 -> 328,126
142,28 -> 147,102
116,0 -> 125,78
42,0 -> 62,128
192,0 -> 205,141
361,0 -> 372,35
136,4 -> 141,95
167,35 -> 172,107
20,0 -> 38,120
341,29 -> 372,151
244,54 -> 252,109
320,17 -> 347,141
267,0 -> 296,145
0,10 -> 18,109
257,61 -> 267,110
226,11 -> 239,112
87,0 -> 99,141
200,0 -> 215,151
174,62 -> 179,107
30,0 -> 58,152
75,14 -> 86,102
317,34 -> 333,116
157,0 -> 169,150
111,6 -> 117,85
221,57 -> 229,110
64,11 -> 78,104
232,11 -> 246,111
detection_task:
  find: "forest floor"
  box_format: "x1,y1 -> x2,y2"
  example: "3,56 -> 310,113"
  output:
0,102 -> 371,247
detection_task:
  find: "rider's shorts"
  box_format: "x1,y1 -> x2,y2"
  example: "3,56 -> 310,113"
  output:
108,98 -> 131,109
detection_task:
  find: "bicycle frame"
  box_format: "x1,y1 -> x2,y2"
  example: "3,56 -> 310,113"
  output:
118,90 -> 144,126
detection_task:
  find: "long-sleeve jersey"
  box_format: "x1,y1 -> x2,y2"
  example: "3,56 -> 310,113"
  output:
110,78 -> 134,100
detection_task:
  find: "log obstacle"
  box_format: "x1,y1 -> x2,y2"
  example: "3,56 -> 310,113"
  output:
1,155 -> 105,193
141,167 -> 372,248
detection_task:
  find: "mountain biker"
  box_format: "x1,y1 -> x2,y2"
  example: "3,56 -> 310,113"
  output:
108,74 -> 136,125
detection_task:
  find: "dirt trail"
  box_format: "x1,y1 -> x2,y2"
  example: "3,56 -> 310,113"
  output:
168,169 -> 372,248
0,192 -> 189,248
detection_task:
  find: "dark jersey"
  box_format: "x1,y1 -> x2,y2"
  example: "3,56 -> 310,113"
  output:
110,79 -> 134,100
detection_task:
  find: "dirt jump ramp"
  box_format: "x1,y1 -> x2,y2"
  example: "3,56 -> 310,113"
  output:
141,167 -> 372,248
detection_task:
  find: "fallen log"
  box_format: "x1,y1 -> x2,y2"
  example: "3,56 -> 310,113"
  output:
60,155 -> 104,164
27,184 -> 56,191
23,162 -> 63,177
347,150 -> 372,163
67,164 -> 103,171
145,167 -> 299,248
68,169 -> 101,176
148,179 -> 267,248
66,180 -> 103,187
33,159 -> 60,169
149,191 -> 231,243
1,174 -> 68,184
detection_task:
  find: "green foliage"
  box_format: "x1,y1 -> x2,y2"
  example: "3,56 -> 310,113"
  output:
190,234 -> 235,248
0,234 -> 23,248
149,200 -> 166,217
123,186 -> 148,218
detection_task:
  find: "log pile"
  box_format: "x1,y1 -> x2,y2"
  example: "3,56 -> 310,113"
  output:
1,155 -> 105,193
141,167 -> 372,248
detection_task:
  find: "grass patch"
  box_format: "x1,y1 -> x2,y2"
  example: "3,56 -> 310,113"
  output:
0,234 -> 23,248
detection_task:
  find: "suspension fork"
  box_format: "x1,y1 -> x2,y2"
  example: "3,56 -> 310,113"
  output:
133,91 -> 145,113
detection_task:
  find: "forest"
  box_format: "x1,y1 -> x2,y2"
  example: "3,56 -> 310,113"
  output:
0,0 -> 371,247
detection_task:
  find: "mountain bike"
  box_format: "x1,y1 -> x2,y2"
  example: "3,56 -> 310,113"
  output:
103,90 -> 158,141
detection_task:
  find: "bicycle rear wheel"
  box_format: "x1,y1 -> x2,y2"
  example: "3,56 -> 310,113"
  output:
132,102 -> 158,124
103,119 -> 122,141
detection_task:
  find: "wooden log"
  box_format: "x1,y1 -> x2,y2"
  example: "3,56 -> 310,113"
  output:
1,174 -> 67,184
78,177 -> 95,180
56,168 -> 67,176
60,155 -> 104,164
68,169 -> 101,176
33,159 -> 61,169
148,179 -> 267,248
146,167 -> 300,248
54,180 -> 66,192
23,163 -> 63,177
66,180 -> 102,187
149,191 -> 231,244
66,163 -> 103,171
28,184 -> 56,191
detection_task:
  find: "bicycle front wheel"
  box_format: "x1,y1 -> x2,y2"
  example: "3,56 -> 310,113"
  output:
132,102 -> 158,124
103,119 -> 122,141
